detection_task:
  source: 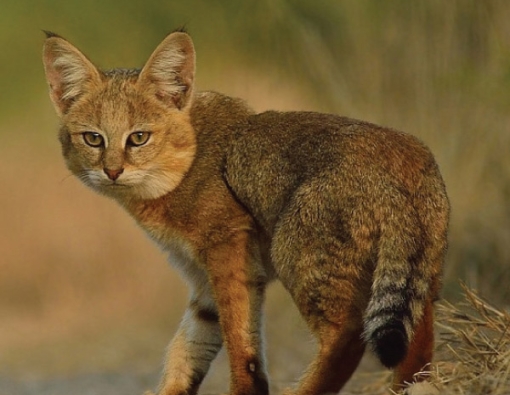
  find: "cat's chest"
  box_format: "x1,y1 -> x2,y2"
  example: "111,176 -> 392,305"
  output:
124,199 -> 205,274
136,212 -> 204,283
164,236 -> 205,282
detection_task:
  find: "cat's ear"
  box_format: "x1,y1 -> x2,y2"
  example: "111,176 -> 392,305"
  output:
138,31 -> 195,111
42,31 -> 102,116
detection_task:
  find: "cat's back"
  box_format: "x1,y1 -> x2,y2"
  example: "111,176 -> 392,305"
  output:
232,110 -> 433,167
225,110 -> 442,233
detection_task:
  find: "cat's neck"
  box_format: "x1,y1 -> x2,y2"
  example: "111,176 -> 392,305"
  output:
190,91 -> 254,134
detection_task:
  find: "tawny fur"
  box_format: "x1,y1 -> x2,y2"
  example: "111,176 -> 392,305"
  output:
43,30 -> 449,395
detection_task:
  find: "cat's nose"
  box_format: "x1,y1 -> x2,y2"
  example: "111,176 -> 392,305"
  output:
104,167 -> 124,181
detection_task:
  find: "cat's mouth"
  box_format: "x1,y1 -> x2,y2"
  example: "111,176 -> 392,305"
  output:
96,179 -> 132,189
97,182 -> 133,196
91,173 -> 143,195
106,183 -> 130,188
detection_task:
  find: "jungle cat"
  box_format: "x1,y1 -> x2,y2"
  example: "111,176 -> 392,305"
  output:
42,29 -> 449,395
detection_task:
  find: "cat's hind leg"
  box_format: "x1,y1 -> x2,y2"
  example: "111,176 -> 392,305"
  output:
283,318 -> 366,395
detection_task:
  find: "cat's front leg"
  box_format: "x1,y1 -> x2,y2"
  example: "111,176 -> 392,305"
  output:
207,231 -> 269,395
148,286 -> 223,395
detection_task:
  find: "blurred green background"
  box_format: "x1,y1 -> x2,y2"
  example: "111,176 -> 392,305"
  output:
1,0 -> 510,392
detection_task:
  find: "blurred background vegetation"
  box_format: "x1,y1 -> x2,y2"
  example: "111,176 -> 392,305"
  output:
1,0 -> 510,391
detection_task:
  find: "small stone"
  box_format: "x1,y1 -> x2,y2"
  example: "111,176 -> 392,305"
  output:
405,381 -> 440,395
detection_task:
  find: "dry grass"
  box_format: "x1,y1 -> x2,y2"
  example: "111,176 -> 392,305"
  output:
426,285 -> 510,394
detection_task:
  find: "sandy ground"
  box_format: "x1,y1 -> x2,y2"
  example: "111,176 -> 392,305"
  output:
0,368 -> 382,395
0,372 -> 157,395
0,347 -> 383,395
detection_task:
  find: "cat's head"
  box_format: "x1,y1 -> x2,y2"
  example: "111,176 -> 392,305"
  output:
42,30 -> 197,201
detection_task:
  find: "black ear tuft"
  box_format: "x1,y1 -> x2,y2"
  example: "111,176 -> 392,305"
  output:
173,25 -> 188,34
43,30 -> 61,39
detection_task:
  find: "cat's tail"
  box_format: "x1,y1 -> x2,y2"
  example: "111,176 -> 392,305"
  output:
362,207 -> 431,368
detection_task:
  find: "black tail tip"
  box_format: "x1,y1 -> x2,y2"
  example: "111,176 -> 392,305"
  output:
371,322 -> 408,368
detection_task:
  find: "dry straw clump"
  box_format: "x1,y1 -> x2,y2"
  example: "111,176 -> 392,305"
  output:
427,284 -> 510,394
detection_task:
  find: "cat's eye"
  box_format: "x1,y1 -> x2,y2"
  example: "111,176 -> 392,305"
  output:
127,131 -> 151,147
82,132 -> 104,147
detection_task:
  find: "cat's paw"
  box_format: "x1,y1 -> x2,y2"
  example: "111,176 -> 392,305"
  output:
142,391 -> 156,395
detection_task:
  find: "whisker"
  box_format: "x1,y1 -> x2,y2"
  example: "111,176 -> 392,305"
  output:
77,172 -> 90,183
59,172 -> 75,184
66,170 -> 100,189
